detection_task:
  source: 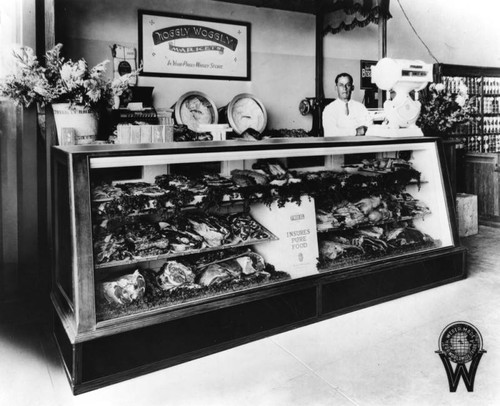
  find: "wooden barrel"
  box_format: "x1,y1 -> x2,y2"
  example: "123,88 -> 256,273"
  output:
218,93 -> 267,134
172,91 -> 218,132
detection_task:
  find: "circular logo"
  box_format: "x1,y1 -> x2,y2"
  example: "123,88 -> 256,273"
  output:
438,322 -> 483,363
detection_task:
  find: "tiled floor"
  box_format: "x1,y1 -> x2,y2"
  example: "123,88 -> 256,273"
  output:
1,226 -> 499,405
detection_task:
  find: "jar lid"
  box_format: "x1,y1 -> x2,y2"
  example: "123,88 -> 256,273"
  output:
225,93 -> 267,134
174,91 -> 218,132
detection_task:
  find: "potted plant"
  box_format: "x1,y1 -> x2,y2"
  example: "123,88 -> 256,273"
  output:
417,82 -> 476,138
416,82 -> 477,197
0,44 -> 140,144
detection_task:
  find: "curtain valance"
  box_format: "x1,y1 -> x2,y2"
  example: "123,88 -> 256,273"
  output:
323,0 -> 391,35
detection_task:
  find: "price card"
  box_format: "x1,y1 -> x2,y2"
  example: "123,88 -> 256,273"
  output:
250,196 -> 319,278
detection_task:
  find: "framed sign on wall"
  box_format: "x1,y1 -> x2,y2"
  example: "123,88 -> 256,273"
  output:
138,10 -> 251,80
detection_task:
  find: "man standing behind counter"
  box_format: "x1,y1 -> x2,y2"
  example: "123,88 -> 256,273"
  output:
322,73 -> 372,136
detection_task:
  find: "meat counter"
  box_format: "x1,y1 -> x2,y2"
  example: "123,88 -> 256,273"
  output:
51,136 -> 466,394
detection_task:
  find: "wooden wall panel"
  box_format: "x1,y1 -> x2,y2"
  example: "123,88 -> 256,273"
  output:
0,0 -> 50,321
0,102 -> 20,298
0,105 -> 41,301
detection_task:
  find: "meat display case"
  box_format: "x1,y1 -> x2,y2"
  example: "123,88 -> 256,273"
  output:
51,136 -> 466,394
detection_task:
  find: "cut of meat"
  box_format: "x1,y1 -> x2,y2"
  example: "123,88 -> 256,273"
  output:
99,270 -> 146,305
156,261 -> 196,291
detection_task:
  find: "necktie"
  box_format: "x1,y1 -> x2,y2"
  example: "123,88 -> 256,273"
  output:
345,102 -> 349,116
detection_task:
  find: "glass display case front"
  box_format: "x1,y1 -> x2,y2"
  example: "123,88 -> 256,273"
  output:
87,140 -> 455,322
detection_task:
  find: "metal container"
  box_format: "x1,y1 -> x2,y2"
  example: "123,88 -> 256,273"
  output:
218,93 -> 267,135
173,91 -> 218,132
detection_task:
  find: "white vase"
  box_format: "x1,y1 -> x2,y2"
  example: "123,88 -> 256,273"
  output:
51,103 -> 99,145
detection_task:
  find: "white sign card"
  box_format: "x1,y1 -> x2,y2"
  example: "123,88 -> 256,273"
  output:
250,196 -> 319,279
139,10 -> 250,80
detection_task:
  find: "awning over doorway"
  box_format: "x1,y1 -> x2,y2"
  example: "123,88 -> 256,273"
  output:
323,0 -> 391,35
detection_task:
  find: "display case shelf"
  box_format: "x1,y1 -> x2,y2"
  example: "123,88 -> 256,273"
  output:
91,193 -> 245,216
316,213 -> 429,233
94,230 -> 278,269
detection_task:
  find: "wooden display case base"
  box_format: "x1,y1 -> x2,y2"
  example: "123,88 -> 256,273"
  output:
53,247 -> 466,395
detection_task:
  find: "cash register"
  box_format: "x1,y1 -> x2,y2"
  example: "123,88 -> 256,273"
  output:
111,86 -> 159,125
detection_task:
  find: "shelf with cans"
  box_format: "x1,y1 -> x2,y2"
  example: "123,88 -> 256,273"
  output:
441,74 -> 500,153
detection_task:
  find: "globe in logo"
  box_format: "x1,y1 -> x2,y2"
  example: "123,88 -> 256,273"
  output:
438,321 -> 483,364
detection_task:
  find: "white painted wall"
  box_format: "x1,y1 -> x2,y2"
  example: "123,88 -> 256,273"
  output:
322,0 -> 500,100
55,0 -> 500,131
323,20 -> 379,102
387,0 -> 500,67
55,0 -> 316,130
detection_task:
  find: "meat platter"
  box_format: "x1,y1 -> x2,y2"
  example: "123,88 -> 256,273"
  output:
315,192 -> 432,233
94,214 -> 278,269
94,231 -> 278,269
316,214 -> 428,233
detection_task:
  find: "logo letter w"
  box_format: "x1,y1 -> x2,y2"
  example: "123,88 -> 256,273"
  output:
437,352 -> 485,392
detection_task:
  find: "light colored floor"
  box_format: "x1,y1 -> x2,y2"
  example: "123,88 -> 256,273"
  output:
1,226 -> 499,406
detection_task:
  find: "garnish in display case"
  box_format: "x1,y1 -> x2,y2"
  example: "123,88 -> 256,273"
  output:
92,211 -> 277,267
95,248 -> 289,321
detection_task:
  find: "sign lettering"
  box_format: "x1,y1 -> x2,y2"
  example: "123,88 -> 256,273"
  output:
153,25 -> 238,51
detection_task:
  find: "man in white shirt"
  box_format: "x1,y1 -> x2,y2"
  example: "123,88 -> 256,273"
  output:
322,73 -> 372,136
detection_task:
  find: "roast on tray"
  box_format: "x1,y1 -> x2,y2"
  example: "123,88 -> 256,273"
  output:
319,222 -> 435,263
97,248 -> 287,309
342,157 -> 414,173
91,156 -> 420,217
100,270 -> 146,305
315,192 -> 431,231
91,160 -> 303,215
93,211 -> 275,264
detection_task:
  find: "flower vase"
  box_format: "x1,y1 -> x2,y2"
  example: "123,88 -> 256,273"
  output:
51,103 -> 99,145
36,103 -> 46,140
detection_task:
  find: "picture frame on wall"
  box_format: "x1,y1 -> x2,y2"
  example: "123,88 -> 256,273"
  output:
138,10 -> 251,80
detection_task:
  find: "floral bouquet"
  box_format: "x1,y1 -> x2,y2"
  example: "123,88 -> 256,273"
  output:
0,43 -> 140,109
417,82 -> 476,137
